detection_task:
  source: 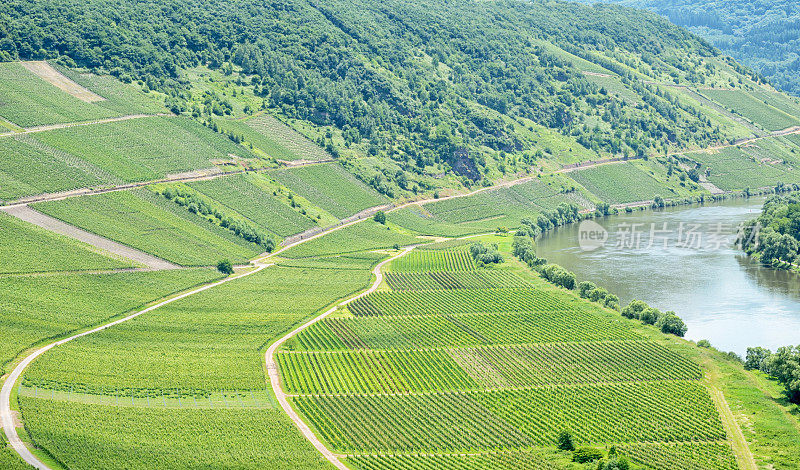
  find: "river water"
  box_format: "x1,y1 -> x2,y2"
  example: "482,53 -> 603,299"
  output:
536,197 -> 800,356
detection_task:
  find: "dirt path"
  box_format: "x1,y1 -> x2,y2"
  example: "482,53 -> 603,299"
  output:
0,205 -> 178,270
0,263 -> 270,470
264,246 -> 417,470
0,114 -> 167,138
707,386 -> 758,470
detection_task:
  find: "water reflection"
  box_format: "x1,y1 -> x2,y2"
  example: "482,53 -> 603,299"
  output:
536,197 -> 800,356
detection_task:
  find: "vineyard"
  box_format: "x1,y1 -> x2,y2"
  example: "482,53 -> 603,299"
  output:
0,210 -> 133,274
686,145 -> 800,191
31,116 -> 242,183
273,239 -> 739,468
0,268 -> 219,376
0,62 -> 116,127
386,247 -> 476,272
279,220 -> 420,259
700,89 -> 800,132
33,190 -> 262,266
569,162 -> 674,204
188,173 -> 317,238
272,163 -> 387,219
215,113 -> 331,162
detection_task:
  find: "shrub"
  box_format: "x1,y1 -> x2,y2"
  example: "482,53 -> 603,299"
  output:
656,311 -> 687,336
621,299 -> 648,319
373,210 -> 387,224
639,307 -> 662,325
573,447 -> 604,463
697,339 -> 711,348
216,259 -> 234,275
469,242 -> 504,266
540,264 -> 576,290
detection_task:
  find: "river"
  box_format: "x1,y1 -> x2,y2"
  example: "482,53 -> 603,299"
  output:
536,197 -> 800,356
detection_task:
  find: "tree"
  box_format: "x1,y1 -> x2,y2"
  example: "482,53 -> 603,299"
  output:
639,307 -> 662,325
656,311 -> 688,336
764,345 -> 800,403
578,281 -> 597,299
621,299 -> 648,319
556,430 -> 575,451
216,259 -> 234,275
373,210 -> 387,224
573,447 -> 604,463
745,347 -> 772,371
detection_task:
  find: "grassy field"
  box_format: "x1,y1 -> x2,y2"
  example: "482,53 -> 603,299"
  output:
278,244 -> 738,468
214,114 -> 331,162
0,62 -> 116,127
569,162 -> 674,204
33,190 -> 262,266
279,220 -> 420,258
0,268 -> 219,376
32,116 -> 243,183
271,163 -> 387,219
188,173 -> 317,238
0,211 -> 134,273
700,89 -> 800,132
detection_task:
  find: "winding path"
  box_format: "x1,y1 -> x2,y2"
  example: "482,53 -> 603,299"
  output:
0,263 -> 270,470
265,245 -> 417,470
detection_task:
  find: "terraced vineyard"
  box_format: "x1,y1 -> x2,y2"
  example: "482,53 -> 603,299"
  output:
569,162 -> 674,204
700,89 -> 800,132
214,114 -> 331,162
276,246 -> 739,469
686,145 -> 800,191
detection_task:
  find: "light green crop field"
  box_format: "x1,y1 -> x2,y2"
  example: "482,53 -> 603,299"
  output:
387,205 -> 479,237
31,116 -> 243,183
0,135 -> 108,201
279,220 -> 420,258
55,67 -> 169,115
20,400 -> 333,470
22,265 -> 372,396
386,246 -> 476,272
214,114 -> 331,162
0,268 -> 220,375
188,173 -> 316,238
280,246 -> 737,468
0,62 -> 116,127
700,89 -> 800,132
0,211 -> 133,274
272,163 -> 387,219
0,436 -> 28,470
568,162 -> 674,204
33,190 -> 262,266
687,146 -> 800,191
18,259 -> 377,469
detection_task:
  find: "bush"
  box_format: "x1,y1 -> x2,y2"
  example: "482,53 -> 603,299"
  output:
573,447 -> 604,463
656,311 -> 687,336
216,259 -> 234,275
639,307 -> 662,325
540,264 -> 576,290
578,281 -> 597,298
512,235 -> 545,267
621,299 -> 648,319
373,210 -> 387,224
556,430 -> 575,451
469,242 -> 504,266
697,339 -> 711,348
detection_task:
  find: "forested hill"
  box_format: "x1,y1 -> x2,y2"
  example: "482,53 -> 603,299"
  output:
0,0 -> 781,195
577,0 -> 800,97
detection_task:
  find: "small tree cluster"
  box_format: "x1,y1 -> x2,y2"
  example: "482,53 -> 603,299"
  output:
469,242 -> 504,266
745,345 -> 800,404
512,235 -> 546,267
539,264 -> 576,290
216,259 -> 234,275
578,281 -> 620,310
621,299 -> 687,336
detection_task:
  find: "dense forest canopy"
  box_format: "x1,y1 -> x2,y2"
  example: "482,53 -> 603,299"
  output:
0,0 -> 762,193
577,0 -> 800,96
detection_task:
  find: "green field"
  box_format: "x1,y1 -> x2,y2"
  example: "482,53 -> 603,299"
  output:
22,265 -> 372,396
33,190 -> 262,266
700,89 -> 800,132
188,173 -> 317,238
0,135 -> 109,201
0,62 -> 116,127
0,211 -> 133,273
386,247 -> 476,272
687,145 -> 800,191
55,67 -> 169,115
214,114 -> 331,162
20,399 -> 332,470
569,162 -> 674,204
0,436 -> 27,470
32,116 -> 244,183
272,163 -> 387,219
0,268 -> 219,375
384,270 -> 531,290
279,220 -> 420,258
